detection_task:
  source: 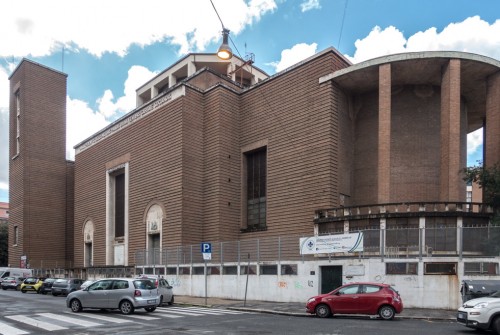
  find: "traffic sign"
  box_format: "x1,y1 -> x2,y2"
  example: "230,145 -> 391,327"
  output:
201,242 -> 212,253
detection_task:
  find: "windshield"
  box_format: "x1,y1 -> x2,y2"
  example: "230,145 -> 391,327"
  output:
490,291 -> 500,298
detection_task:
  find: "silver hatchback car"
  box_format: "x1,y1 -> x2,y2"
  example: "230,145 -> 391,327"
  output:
66,278 -> 159,315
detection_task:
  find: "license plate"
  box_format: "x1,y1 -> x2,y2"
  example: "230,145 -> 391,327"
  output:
147,299 -> 156,304
26,286 -> 33,289
457,312 -> 466,319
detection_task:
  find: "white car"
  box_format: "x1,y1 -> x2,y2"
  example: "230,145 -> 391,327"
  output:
137,275 -> 174,306
457,290 -> 500,334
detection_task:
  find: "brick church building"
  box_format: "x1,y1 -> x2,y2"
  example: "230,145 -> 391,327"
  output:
8,49 -> 500,308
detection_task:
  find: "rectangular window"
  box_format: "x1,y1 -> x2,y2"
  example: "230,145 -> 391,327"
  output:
464,262 -> 499,275
386,262 -> 418,275
240,265 -> 257,275
246,148 -> 267,229
281,264 -> 298,275
14,226 -> 18,245
179,267 -> 190,275
223,266 -> 238,275
207,266 -> 220,275
166,267 -> 177,275
424,262 -> 457,275
260,264 -> 277,275
193,266 -> 204,275
115,172 -> 125,238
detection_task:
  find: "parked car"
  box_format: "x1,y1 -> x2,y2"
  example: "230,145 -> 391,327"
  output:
51,278 -> 85,296
66,278 -> 160,315
39,278 -> 60,295
20,277 -> 45,293
457,290 -> 500,334
79,279 -> 96,290
306,282 -> 403,320
1,276 -> 24,291
137,275 -> 174,305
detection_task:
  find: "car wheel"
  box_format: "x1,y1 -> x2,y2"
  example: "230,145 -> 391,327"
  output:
315,304 -> 331,318
70,299 -> 83,313
159,296 -> 164,306
168,295 -> 174,306
119,300 -> 135,315
52,292 -> 59,296
378,305 -> 395,320
41,291 -> 47,295
1,287 -> 6,290
491,316 -> 500,335
145,307 -> 156,312
21,289 -> 26,293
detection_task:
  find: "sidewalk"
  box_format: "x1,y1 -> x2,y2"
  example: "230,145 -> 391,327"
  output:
175,295 -> 457,320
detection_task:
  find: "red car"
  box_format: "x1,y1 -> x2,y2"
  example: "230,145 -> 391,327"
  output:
306,282 -> 403,320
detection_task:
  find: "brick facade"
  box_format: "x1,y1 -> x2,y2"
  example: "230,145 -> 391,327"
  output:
8,51 -> 500,269
8,59 -> 73,268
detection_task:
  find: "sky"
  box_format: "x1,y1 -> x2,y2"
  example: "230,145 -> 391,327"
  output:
1,0 -> 499,203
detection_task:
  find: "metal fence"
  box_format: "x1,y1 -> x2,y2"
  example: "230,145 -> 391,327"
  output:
134,225 -> 500,268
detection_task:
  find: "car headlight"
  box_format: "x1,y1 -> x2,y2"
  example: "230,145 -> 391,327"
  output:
473,302 -> 489,309
307,297 -> 317,303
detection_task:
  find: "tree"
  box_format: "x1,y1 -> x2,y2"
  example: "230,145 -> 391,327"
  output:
463,161 -> 500,224
0,221 -> 8,266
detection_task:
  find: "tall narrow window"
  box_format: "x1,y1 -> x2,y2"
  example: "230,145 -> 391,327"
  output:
246,147 -> 267,229
13,226 -> 19,245
85,243 -> 93,266
15,91 -> 20,155
115,172 -> 125,238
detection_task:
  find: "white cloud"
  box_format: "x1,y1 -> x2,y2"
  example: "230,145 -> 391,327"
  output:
0,0 -> 277,58
66,97 -> 109,161
97,66 -> 157,119
268,42 -> 318,72
68,65 -> 157,159
301,0 -> 321,12
0,67 -> 9,194
347,16 -> 500,63
467,128 -> 483,156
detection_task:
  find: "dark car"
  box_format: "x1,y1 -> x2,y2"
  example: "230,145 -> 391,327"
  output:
51,278 -> 85,296
40,278 -> 60,295
306,282 -> 404,320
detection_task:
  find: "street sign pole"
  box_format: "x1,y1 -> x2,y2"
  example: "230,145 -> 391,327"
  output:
201,242 -> 212,306
204,260 -> 207,305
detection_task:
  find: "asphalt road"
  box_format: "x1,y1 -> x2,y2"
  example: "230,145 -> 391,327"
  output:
0,289 -> 473,335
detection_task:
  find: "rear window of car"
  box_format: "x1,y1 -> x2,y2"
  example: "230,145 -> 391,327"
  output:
24,278 -> 37,284
54,279 -> 69,284
3,277 -> 15,281
133,280 -> 155,290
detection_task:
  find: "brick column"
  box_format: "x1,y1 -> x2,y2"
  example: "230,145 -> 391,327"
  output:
485,72 -> 500,167
440,59 -> 462,201
378,64 -> 391,203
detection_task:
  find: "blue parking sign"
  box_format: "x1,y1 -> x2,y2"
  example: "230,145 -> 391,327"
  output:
201,242 -> 211,253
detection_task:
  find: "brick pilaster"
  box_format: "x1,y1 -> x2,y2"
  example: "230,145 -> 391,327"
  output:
440,59 -> 462,201
485,72 -> 500,167
378,64 -> 391,203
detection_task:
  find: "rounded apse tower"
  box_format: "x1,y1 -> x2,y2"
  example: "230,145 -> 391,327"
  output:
322,51 -> 500,206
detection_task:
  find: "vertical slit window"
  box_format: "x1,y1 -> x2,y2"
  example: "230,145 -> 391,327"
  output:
115,173 -> 125,238
246,148 -> 267,229
15,91 -> 20,155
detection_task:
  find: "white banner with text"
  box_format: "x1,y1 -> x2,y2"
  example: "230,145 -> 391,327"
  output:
299,232 -> 364,255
